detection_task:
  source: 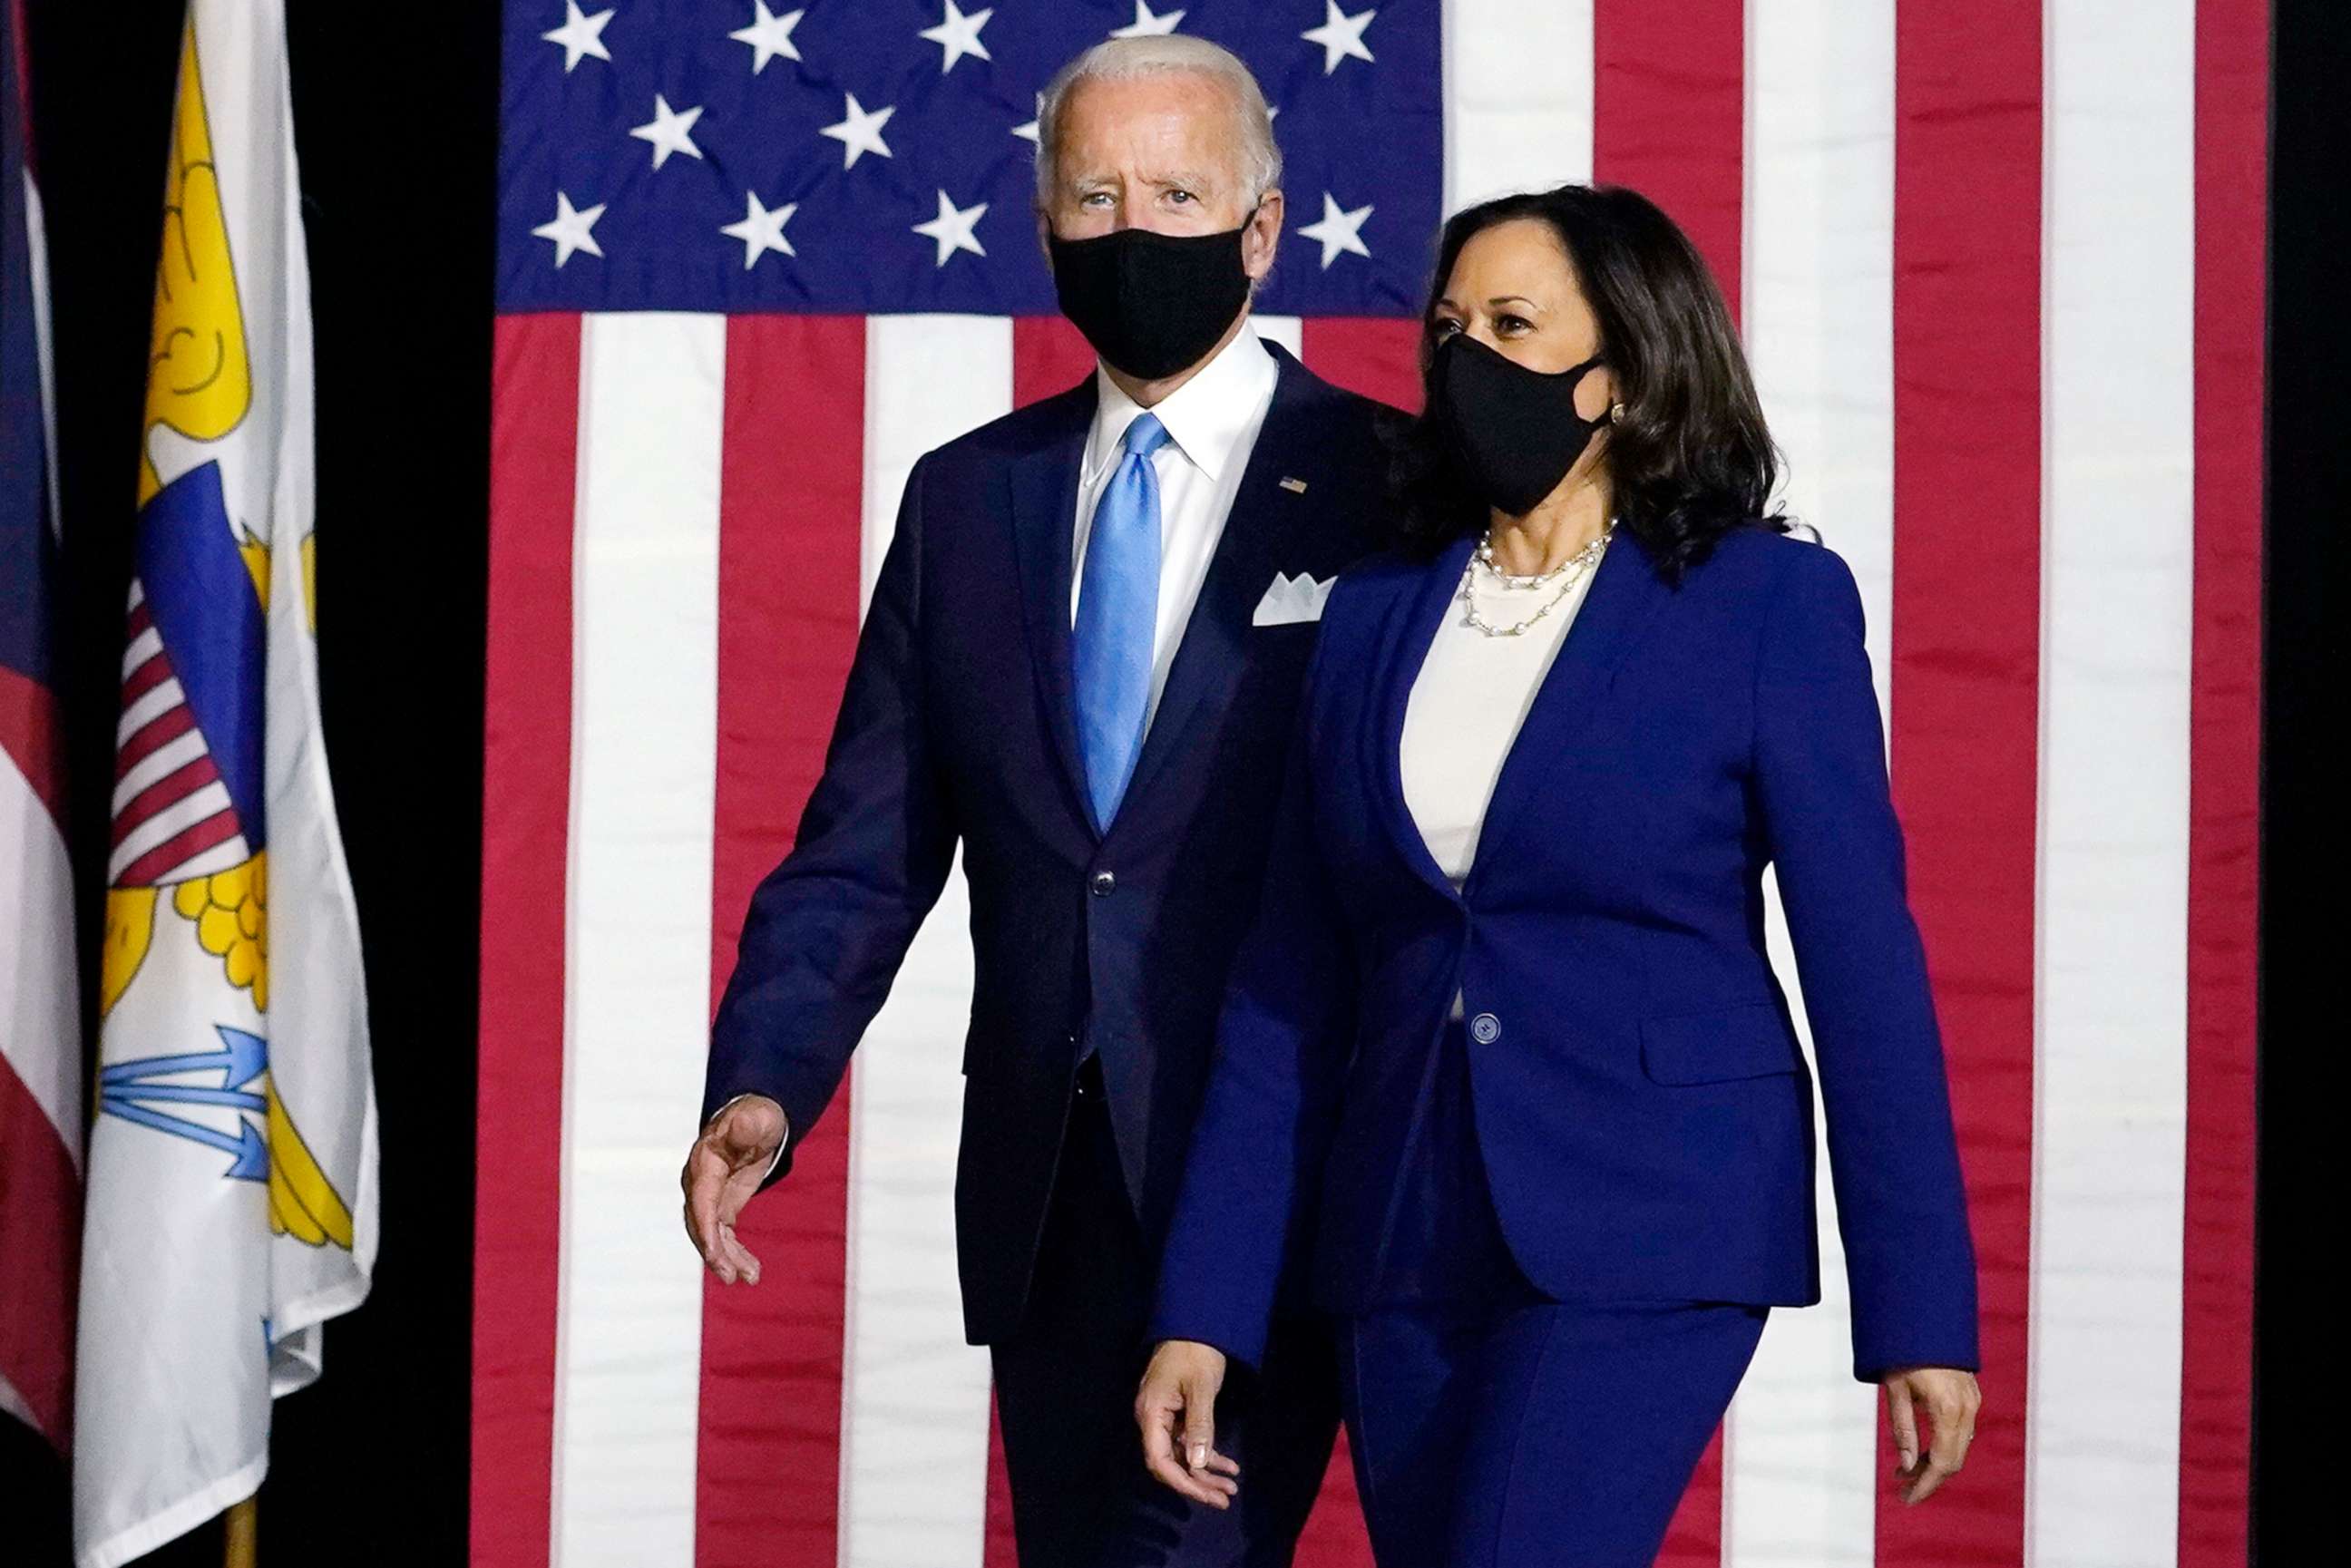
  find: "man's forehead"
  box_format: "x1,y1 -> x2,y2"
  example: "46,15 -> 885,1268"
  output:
1062,75 -> 1236,143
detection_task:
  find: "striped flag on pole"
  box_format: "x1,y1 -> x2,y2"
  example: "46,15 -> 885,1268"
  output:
476,3 -> 2264,1564
0,0 -> 78,1459
72,4 -> 378,1563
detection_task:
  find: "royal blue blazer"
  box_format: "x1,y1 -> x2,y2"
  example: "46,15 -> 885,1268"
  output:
1148,522 -> 1981,1384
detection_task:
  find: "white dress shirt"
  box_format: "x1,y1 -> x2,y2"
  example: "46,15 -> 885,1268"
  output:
1400,533 -> 1610,1018
707,319 -> 1283,1175
1070,316 -> 1281,726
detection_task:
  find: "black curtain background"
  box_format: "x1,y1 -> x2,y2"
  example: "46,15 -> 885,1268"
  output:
1,1 -> 2337,1563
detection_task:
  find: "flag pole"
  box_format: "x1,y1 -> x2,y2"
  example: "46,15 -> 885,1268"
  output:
225,1497 -> 256,1568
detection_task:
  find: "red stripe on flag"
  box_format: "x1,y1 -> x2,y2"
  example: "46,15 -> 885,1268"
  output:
2180,2 -> 2266,1561
114,704 -> 194,783
1013,315 -> 1097,407
982,1390 -> 1019,1566
112,808 -> 241,888
0,1049 -> 77,1447
1291,1437 -> 1377,1567
109,755 -> 219,849
471,312 -> 582,1568
0,662 -> 63,824
694,315 -> 867,1568
126,601 -> 151,639
1593,7 -> 1747,1555
118,646 -> 172,707
1594,0 -> 1747,323
1300,319 -> 1422,414
1888,5 -> 2041,1561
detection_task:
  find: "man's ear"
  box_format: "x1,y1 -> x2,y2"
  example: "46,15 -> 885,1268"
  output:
1034,206 -> 1055,260
1242,189 -> 1284,282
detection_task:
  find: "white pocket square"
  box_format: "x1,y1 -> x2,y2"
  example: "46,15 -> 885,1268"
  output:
1252,571 -> 1335,627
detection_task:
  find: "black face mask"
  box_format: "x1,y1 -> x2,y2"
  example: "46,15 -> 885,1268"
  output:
1430,332 -> 1612,517
1049,221 -> 1254,382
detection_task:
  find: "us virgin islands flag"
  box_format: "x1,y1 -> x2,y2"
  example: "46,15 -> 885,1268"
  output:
73,5 -> 377,1563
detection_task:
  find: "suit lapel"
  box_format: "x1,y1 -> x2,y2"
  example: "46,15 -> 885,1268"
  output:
1372,525 -> 1673,901
1009,386 -> 1097,839
1373,534 -> 1478,899
1112,345 -> 1321,815
1460,527 -> 1671,896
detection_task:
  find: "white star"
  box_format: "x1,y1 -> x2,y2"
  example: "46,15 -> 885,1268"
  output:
532,190 -> 607,268
541,2 -> 615,73
820,93 -> 896,170
1109,2 -> 1185,36
912,189 -> 989,267
720,191 -> 798,268
920,2 -> 993,73
1301,2 -> 1376,74
629,95 -> 706,170
1013,92 -> 1043,144
729,2 -> 805,74
1297,191 -> 1372,268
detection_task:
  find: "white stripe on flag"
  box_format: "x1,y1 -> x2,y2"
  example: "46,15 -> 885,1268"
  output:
0,759 -> 82,1163
112,727 -> 210,814
120,624 -> 161,677
1727,0 -> 1896,1558
105,781 -> 234,880
114,677 -> 186,747
554,310 -> 727,1568
836,314 -> 1010,1568
1441,0 -> 1595,212
1254,314 -> 1304,356
2026,0 -> 2195,1557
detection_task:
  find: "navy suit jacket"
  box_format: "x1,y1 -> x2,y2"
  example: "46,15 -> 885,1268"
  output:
1149,523 -> 1981,1384
700,340 -> 1394,1344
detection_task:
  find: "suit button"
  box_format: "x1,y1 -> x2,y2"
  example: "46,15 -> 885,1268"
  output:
1091,871 -> 1116,896
1469,1012 -> 1501,1045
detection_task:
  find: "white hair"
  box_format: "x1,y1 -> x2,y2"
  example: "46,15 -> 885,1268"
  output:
1031,34 -> 1283,211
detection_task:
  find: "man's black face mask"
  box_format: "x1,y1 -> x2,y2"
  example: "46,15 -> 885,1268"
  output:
1048,217 -> 1255,382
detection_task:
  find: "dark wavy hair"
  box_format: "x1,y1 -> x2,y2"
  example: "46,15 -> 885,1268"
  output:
1390,183 -> 1787,583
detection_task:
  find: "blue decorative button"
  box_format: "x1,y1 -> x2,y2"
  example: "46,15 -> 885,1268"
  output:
1469,1012 -> 1501,1045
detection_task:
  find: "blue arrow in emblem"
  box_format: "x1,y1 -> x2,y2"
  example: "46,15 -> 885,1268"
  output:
99,1025 -> 271,1183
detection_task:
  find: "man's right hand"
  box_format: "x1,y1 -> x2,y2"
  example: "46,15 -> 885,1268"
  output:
680,1095 -> 787,1285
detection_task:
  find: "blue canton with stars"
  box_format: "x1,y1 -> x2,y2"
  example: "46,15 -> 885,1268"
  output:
498,1 -> 1439,317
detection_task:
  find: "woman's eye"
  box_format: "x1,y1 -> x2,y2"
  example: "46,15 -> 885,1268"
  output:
1496,315 -> 1532,336
1430,317 -> 1462,339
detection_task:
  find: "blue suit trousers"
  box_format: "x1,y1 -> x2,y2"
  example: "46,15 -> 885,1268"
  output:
1337,1019 -> 1771,1566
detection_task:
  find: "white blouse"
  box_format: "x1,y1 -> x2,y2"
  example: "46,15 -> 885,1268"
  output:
1400,534 -> 1609,1018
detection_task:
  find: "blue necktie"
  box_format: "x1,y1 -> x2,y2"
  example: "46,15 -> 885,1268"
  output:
1073,412 -> 1170,832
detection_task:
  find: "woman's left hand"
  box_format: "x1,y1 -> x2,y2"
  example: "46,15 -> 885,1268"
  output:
1880,1366 -> 1981,1504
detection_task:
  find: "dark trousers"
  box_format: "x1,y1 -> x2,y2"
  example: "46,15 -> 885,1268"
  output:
990,1057 -> 1342,1568
1336,1019 -> 1771,1566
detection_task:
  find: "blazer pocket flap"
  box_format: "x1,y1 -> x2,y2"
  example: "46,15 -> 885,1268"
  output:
1639,1001 -> 1803,1086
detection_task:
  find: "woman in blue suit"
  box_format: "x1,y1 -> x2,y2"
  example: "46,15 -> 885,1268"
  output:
1133,184 -> 1983,1565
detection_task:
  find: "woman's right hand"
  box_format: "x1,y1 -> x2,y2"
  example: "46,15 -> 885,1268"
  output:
1136,1339 -> 1241,1509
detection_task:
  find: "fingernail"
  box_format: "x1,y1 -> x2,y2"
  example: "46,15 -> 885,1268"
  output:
1189,1445 -> 1206,1469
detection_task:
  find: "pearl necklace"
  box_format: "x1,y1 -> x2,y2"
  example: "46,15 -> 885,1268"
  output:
1459,522 -> 1614,638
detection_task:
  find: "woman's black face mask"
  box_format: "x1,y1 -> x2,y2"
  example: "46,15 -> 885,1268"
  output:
1048,217 -> 1256,382
1430,331 -> 1613,517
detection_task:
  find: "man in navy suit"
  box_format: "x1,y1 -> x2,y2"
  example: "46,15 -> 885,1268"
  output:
679,34 -> 1394,1567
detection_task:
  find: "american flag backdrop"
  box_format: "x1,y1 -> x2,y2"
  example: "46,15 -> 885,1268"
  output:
473,2 -> 2266,1565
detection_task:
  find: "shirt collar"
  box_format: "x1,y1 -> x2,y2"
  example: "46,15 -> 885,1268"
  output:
1083,316 -> 1279,486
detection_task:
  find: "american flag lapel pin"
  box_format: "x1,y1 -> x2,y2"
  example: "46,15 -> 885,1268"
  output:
1279,476 -> 1309,493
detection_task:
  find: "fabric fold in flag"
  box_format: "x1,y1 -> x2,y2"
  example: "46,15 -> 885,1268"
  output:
73,5 -> 378,1565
